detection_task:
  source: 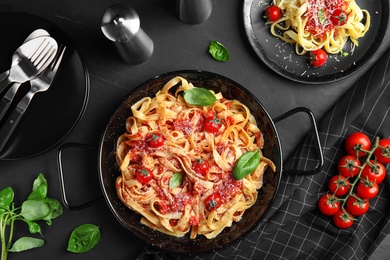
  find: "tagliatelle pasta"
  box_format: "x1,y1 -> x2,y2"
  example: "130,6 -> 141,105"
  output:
115,76 -> 276,239
268,0 -> 370,55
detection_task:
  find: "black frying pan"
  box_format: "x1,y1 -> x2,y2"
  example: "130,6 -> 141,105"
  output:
58,70 -> 323,253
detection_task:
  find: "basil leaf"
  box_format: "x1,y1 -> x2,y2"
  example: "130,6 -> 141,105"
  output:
0,186 -> 14,210
318,9 -> 326,25
169,173 -> 183,189
28,173 -> 48,200
42,198 -> 63,225
27,221 -> 42,235
232,150 -> 261,180
208,40 -> 230,61
67,224 -> 101,253
183,88 -> 216,106
20,200 -> 51,221
8,237 -> 44,252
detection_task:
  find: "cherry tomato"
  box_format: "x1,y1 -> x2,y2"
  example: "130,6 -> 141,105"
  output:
346,196 -> 369,216
310,49 -> 327,67
328,175 -> 351,196
345,132 -> 371,157
203,112 -> 221,134
205,193 -> 222,211
333,209 -> 354,229
337,155 -> 361,178
193,158 -> 210,175
135,167 -> 153,184
357,179 -> 379,199
331,9 -> 348,27
264,5 -> 281,22
146,133 -> 165,148
318,193 -> 340,216
361,160 -> 386,184
374,139 -> 390,164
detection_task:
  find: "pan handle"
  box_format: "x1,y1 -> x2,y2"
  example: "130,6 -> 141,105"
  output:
57,142 -> 103,210
273,107 -> 324,175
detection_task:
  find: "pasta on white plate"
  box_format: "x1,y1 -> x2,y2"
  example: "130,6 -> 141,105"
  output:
268,0 -> 370,55
115,76 -> 276,239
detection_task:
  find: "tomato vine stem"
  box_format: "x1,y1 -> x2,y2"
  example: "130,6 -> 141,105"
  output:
337,137 -> 380,210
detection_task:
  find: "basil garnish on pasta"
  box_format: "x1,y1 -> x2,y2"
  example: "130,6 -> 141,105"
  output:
183,88 -> 216,106
232,150 -> 261,180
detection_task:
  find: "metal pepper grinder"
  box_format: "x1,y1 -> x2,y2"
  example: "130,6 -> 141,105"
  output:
101,4 -> 153,64
176,0 -> 212,24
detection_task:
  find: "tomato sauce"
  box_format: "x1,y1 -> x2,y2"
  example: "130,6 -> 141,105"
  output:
218,173 -> 243,203
305,0 -> 348,36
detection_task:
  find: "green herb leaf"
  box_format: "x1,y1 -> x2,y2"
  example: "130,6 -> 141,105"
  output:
183,88 -> 216,106
8,237 -> 44,252
27,221 -> 42,235
0,186 -> 14,210
169,173 -> 183,189
318,9 -> 326,25
208,40 -> 230,61
20,200 -> 51,221
232,150 -> 261,180
0,173 -> 63,259
67,224 -> 101,253
28,173 -> 48,200
339,50 -> 349,57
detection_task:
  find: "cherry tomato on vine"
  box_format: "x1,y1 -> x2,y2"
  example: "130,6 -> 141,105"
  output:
203,112 -> 221,134
135,167 -> 153,184
374,139 -> 390,164
264,5 -> 281,22
337,155 -> 361,178
205,193 -> 222,211
333,209 -> 354,229
357,179 -> 378,199
328,175 -> 351,196
146,133 -> 165,148
346,196 -> 369,216
345,132 -> 371,157
193,158 -> 210,175
361,160 -> 386,184
318,193 -> 340,216
310,49 -> 327,67
331,9 -> 348,27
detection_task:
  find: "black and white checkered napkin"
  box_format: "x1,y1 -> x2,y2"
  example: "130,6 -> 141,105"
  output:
137,48 -> 390,260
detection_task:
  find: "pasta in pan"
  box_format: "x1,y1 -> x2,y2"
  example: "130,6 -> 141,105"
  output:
268,0 -> 370,55
115,76 -> 276,239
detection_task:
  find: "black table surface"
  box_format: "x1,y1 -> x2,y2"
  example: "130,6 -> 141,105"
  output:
0,0 -> 389,259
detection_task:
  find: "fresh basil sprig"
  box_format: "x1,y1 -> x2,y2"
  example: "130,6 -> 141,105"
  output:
67,224 -> 101,253
169,172 -> 183,189
208,40 -> 230,61
183,88 -> 216,106
232,150 -> 261,180
0,173 -> 63,260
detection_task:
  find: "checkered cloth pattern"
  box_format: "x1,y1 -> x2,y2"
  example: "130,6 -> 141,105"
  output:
137,48 -> 390,260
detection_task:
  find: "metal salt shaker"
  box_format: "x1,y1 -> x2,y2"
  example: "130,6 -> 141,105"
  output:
101,4 -> 153,64
176,0 -> 212,24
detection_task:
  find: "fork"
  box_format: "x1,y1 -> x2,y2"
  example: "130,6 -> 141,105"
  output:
0,37 -> 57,94
0,45 -> 66,153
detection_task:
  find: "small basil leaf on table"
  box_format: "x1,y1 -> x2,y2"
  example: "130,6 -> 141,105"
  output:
232,150 -> 261,180
183,88 -> 216,106
208,40 -> 230,61
67,224 -> 101,253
